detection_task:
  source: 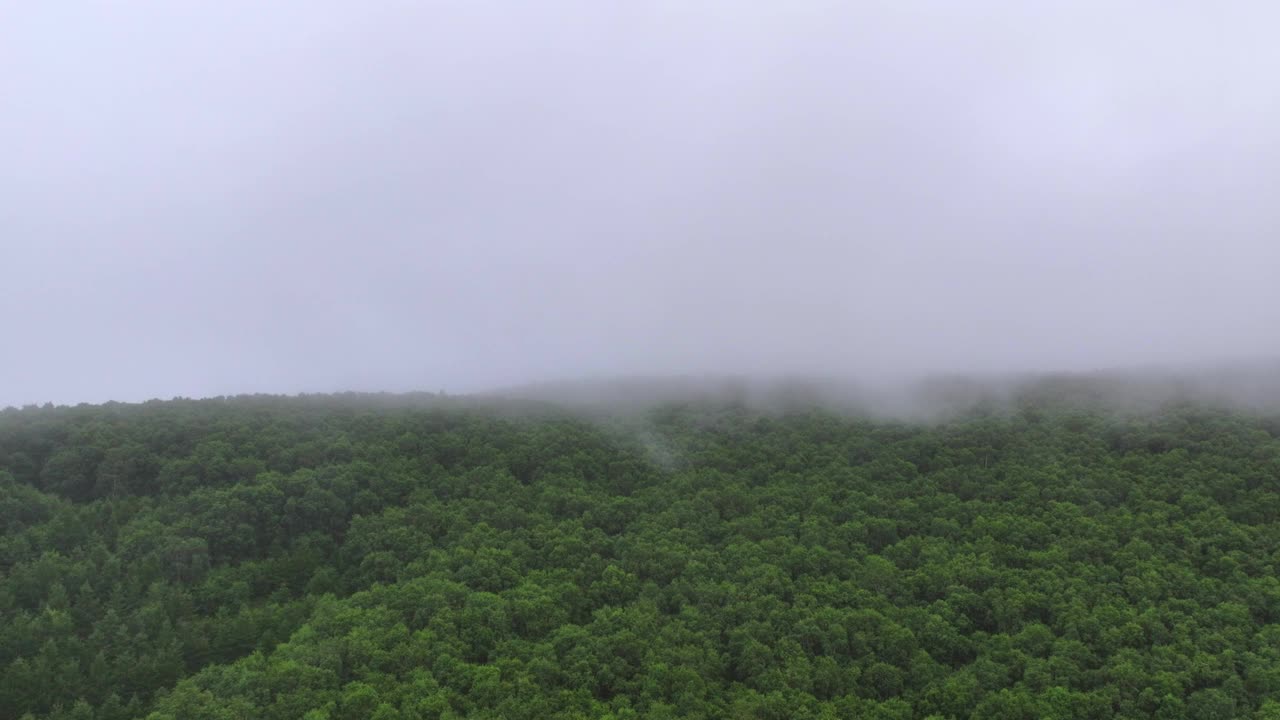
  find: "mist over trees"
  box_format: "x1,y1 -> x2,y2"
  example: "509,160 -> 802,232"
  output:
2,374 -> 1279,719
6,3 -> 1279,716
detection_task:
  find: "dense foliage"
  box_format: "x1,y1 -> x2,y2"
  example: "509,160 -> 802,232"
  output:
2,392 -> 1279,719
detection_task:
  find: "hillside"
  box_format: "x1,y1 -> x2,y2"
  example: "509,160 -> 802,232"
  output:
2,383 -> 1280,719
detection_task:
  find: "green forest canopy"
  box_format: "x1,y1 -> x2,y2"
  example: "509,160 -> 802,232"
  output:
1,384 -> 1279,719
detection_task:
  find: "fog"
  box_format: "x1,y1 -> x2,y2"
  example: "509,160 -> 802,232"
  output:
3,2 -> 1279,407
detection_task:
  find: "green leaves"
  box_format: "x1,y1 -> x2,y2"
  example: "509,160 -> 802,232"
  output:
2,397 -> 1280,718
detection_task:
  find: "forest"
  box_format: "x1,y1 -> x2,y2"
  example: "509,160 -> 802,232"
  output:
1,384 -> 1279,719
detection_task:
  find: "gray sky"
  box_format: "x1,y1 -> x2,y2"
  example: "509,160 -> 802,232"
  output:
3,1 -> 1279,406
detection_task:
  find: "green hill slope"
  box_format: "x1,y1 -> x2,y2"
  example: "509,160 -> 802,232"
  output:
2,387 -> 1279,719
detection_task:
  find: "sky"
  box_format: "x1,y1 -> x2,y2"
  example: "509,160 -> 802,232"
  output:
2,1 -> 1279,406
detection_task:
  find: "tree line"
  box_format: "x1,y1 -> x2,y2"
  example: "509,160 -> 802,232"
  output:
2,391 -> 1279,719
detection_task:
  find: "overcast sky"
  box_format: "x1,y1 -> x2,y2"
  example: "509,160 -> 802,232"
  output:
3,1 -> 1278,406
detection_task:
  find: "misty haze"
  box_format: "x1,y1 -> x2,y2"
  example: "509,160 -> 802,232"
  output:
3,3 -> 1280,720
4,2 -> 1279,406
